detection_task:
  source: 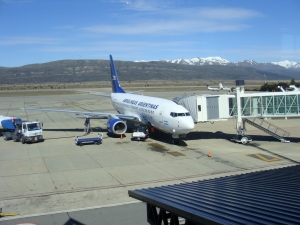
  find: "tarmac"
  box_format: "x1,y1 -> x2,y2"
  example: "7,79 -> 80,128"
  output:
0,88 -> 299,224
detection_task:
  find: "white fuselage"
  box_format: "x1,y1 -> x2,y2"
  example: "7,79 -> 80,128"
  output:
111,93 -> 194,135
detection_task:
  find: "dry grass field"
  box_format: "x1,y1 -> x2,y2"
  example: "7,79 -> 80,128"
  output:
0,79 -> 284,97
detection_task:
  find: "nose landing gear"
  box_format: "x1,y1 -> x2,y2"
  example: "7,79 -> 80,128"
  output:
172,134 -> 180,145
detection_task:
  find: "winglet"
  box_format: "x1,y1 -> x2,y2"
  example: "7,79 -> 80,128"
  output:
110,55 -> 125,93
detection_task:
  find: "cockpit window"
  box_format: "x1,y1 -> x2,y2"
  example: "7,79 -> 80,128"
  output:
170,112 -> 177,117
170,112 -> 190,117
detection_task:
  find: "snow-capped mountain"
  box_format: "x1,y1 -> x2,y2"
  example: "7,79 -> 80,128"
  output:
135,57 -> 300,70
162,57 -> 231,66
271,60 -> 300,69
236,60 -> 258,66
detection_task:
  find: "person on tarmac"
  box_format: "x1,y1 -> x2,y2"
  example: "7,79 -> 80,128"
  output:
84,118 -> 90,134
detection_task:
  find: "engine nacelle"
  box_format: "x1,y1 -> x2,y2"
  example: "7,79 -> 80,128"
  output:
107,118 -> 127,135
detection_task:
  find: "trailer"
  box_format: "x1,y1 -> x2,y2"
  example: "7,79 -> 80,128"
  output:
0,115 -> 43,144
75,133 -> 103,146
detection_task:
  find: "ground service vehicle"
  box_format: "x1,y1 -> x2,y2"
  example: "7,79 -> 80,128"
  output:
0,115 -> 43,144
75,133 -> 103,146
131,127 -> 149,141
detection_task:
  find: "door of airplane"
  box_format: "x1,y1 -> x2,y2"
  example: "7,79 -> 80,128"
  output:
175,113 -> 185,128
159,108 -> 165,128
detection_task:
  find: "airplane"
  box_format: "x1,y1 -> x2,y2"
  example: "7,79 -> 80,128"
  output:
286,85 -> 299,92
206,85 -> 220,91
22,55 -> 195,145
219,83 -> 235,92
277,85 -> 300,92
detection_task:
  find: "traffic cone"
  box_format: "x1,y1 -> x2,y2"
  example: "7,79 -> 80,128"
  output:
196,130 -> 198,135
120,134 -> 123,139
207,151 -> 212,157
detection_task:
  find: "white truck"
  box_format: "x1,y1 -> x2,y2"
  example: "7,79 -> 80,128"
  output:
0,115 -> 43,144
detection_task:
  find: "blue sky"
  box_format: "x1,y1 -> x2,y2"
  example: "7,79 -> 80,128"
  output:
0,0 -> 299,67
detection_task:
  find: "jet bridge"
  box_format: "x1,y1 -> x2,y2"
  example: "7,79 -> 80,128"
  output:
229,90 -> 300,118
173,81 -> 300,143
172,94 -> 235,123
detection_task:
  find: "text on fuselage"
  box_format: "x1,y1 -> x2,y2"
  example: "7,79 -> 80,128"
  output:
123,99 -> 159,109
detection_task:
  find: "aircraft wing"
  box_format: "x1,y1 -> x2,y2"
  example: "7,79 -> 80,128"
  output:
21,108 -> 141,121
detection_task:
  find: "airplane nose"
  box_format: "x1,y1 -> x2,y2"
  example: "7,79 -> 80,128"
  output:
182,117 -> 194,131
187,121 -> 195,130
186,120 -> 195,130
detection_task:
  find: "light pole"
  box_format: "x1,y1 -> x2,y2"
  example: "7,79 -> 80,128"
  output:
263,74 -> 267,84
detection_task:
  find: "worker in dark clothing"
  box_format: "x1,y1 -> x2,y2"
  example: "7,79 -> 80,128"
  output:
84,118 -> 90,134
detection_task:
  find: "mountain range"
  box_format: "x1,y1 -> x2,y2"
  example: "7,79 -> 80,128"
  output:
137,57 -> 300,70
0,57 -> 299,85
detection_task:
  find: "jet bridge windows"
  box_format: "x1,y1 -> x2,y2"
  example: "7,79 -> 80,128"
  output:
229,94 -> 300,117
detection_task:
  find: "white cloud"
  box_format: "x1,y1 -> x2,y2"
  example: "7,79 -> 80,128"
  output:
83,20 -> 246,35
194,7 -> 262,20
205,47 -> 300,62
114,0 -> 172,11
38,46 -> 85,52
53,25 -> 76,30
1,0 -> 33,3
0,37 -> 60,45
81,7 -> 261,35
37,40 -> 197,53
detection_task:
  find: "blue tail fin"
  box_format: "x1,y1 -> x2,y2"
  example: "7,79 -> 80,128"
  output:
110,55 -> 125,93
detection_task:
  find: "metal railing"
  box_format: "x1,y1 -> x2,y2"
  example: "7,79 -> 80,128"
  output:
252,118 -> 290,138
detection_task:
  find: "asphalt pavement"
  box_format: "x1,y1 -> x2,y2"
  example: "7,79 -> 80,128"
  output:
0,89 -> 299,224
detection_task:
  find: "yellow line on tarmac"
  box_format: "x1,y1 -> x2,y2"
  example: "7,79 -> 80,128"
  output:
255,153 -> 280,162
0,212 -> 19,217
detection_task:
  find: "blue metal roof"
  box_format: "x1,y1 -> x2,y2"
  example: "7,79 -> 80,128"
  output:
129,165 -> 300,225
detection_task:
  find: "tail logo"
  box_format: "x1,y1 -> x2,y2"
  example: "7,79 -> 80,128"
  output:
112,76 -> 117,80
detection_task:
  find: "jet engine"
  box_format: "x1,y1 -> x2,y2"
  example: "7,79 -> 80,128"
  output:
107,118 -> 127,135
